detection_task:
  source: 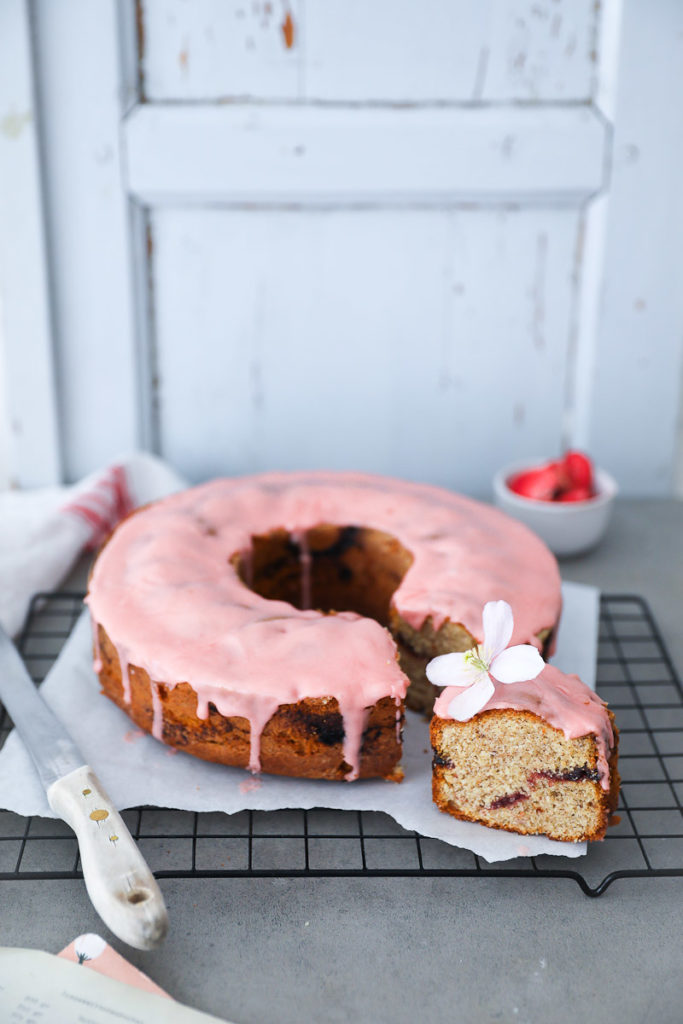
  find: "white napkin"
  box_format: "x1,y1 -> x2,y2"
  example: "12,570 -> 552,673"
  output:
0,453 -> 185,638
0,569 -> 599,863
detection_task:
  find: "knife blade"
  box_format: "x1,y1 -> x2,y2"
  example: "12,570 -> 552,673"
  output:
0,624 -> 84,789
0,617 -> 168,950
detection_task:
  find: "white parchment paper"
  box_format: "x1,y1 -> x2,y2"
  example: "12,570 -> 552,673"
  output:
0,581 -> 598,863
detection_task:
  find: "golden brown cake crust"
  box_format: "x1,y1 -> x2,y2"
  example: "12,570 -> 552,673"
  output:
96,624 -> 403,780
430,708 -> 620,842
90,513 -> 559,782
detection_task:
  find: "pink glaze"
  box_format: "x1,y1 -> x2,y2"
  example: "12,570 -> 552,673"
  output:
86,471 -> 561,778
150,680 -> 164,743
91,620 -> 103,675
291,529 -> 312,610
434,663 -> 614,789
118,647 -> 131,705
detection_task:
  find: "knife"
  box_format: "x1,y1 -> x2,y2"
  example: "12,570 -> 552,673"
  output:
0,619 -> 168,950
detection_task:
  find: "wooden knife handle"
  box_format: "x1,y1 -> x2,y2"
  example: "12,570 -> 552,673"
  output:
47,765 -> 168,950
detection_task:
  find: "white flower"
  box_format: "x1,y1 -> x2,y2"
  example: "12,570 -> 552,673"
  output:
426,600 -> 545,721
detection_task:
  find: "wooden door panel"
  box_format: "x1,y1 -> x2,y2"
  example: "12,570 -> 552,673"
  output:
140,0 -> 598,103
153,207 -> 577,490
3,0 -> 681,495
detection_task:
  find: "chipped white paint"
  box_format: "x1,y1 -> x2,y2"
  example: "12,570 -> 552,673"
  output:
125,104 -> 606,206
0,0 -> 61,487
30,0 -> 142,481
142,0 -> 597,103
152,208 -> 577,493
304,1 -> 490,102
574,0 -> 683,494
142,0 -> 303,101
480,0 -> 599,102
1,0 -> 682,497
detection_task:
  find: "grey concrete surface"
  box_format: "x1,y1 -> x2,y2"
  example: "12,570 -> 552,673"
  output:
1,499 -> 682,1023
1,876 -> 681,1023
558,499 -> 683,671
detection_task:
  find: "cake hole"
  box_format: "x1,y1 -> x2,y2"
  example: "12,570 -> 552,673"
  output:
235,524 -> 413,626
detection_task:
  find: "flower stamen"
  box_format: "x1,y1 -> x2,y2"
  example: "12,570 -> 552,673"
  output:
464,647 -> 489,674
426,599 -> 546,722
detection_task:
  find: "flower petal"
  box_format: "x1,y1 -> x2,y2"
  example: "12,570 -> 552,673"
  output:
482,600 -> 514,660
446,673 -> 495,722
490,644 -> 545,684
426,652 -> 471,688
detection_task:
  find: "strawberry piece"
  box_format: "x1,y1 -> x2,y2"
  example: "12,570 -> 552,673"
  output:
563,450 -> 593,491
508,463 -> 561,501
558,486 -> 593,503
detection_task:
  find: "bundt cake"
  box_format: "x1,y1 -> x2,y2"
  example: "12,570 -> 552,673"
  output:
86,472 -> 562,781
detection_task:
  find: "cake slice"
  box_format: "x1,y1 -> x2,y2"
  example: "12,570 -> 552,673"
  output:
430,665 -> 619,842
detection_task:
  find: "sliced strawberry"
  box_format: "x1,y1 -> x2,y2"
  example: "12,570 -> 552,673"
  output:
563,450 -> 593,491
558,486 -> 593,503
508,463 -> 561,501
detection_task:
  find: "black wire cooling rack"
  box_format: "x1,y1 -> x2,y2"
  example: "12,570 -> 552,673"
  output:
1,592 -> 682,897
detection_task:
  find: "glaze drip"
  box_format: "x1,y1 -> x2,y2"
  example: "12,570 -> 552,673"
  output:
92,621 -> 103,675
150,680 -> 163,741
291,529 -> 312,611
119,648 -> 131,705
86,471 -> 562,777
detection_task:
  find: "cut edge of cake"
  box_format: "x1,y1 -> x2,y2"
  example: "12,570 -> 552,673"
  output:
430,707 -> 620,843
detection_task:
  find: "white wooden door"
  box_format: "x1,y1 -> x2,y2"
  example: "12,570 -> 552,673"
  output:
2,0 -> 682,495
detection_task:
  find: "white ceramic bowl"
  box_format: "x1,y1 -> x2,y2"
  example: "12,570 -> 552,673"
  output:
492,459 -> 618,557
